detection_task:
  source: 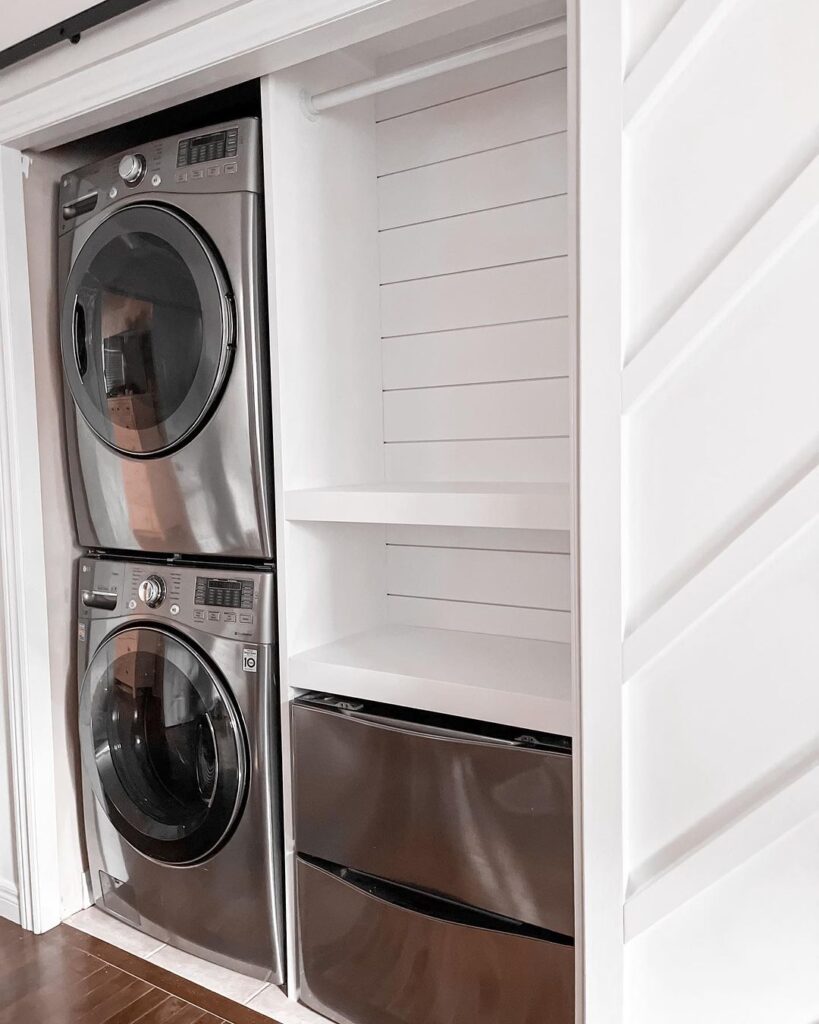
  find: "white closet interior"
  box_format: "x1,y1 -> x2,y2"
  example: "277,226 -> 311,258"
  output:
13,1 -> 576,1011
264,13 -> 572,740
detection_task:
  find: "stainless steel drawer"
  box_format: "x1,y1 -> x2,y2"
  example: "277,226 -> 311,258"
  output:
292,697 -> 574,937
297,856 -> 574,1024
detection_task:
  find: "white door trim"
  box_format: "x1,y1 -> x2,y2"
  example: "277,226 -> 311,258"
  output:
574,1 -> 624,1022
0,145 -> 62,933
0,0 -> 480,151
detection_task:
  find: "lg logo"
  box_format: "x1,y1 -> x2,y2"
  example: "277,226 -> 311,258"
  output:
242,648 -> 258,672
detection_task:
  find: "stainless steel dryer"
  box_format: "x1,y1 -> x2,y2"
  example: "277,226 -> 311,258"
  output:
59,119 -> 273,559
77,554 -> 284,982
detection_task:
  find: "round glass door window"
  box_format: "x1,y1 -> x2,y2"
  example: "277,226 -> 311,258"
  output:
80,626 -> 247,864
61,203 -> 233,456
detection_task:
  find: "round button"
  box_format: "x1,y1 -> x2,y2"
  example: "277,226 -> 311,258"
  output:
108,186 -> 118,199
170,604 -> 180,616
118,153 -> 146,185
127,599 -> 137,610
138,575 -> 166,608
151,174 -> 161,187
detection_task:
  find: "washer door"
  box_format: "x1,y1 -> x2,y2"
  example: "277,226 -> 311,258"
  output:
80,626 -> 247,865
61,203 -> 233,457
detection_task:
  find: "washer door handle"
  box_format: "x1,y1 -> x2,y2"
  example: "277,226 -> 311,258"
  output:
72,295 -> 88,378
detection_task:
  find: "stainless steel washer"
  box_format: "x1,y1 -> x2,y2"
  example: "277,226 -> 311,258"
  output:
77,554 -> 284,982
59,119 -> 273,559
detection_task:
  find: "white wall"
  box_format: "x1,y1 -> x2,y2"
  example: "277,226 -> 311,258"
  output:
0,591 -> 19,923
622,1 -> 819,1020
2,3 -> 96,49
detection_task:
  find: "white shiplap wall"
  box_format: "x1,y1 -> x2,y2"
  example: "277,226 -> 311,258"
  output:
375,39 -> 571,646
623,1 -> 819,1020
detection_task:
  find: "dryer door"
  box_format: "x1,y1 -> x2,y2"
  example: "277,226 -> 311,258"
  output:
80,625 -> 248,865
61,203 -> 234,456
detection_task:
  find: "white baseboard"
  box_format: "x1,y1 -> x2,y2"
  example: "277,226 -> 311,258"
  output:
0,878 -> 20,925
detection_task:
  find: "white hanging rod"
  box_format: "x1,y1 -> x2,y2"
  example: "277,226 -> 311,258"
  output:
303,17 -> 568,116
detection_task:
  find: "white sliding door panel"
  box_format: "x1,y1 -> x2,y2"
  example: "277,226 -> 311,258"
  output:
626,221 -> 819,625
626,518 -> 819,875
624,1 -> 819,1018
623,0 -> 686,75
626,815 -> 819,1024
381,258 -> 568,336
379,195 -> 567,282
625,0 -> 819,359
377,134 -> 568,229
377,71 -> 568,175
383,378 -> 569,443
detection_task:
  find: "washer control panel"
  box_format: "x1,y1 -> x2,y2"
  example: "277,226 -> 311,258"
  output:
78,556 -> 274,645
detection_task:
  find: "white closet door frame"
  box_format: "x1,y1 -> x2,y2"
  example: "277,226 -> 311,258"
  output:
573,1 -> 625,1022
0,146 -> 61,933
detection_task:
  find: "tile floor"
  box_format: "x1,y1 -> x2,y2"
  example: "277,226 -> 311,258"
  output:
67,907 -> 328,1024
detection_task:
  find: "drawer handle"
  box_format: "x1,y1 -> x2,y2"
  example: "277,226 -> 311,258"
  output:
300,854 -> 573,947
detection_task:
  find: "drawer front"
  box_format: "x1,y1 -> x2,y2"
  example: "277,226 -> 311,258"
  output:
292,703 -> 574,936
297,857 -> 574,1024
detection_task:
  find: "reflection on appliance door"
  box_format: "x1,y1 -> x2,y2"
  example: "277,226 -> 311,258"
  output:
292,695 -> 575,1024
297,856 -> 574,1024
292,694 -> 574,937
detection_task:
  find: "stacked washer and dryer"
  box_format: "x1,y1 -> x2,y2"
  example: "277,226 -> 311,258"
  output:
59,119 -> 284,982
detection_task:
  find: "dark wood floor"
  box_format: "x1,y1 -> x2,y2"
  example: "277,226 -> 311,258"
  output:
0,915 -> 280,1024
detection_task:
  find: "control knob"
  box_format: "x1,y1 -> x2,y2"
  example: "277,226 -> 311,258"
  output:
138,575 -> 166,608
118,153 -> 146,185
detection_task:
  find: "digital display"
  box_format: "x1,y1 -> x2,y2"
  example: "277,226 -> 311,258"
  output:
177,126 -> 239,167
195,577 -> 253,609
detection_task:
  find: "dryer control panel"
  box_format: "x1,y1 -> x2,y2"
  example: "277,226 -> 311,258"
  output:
58,117 -> 261,236
78,555 -> 275,645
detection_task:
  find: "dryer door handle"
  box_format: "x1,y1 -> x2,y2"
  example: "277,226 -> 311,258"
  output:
81,589 -> 117,610
72,296 -> 88,379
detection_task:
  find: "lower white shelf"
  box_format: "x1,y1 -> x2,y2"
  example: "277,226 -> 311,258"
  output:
284,481 -> 570,530
288,624 -> 573,736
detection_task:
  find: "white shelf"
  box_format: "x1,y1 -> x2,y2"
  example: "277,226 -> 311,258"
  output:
288,624 -> 573,736
283,481 -> 570,530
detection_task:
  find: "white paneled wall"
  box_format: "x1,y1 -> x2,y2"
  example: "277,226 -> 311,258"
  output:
386,525 -> 571,644
623,1 -> 819,1019
386,525 -> 571,643
377,40 -> 569,487
375,39 -> 570,647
